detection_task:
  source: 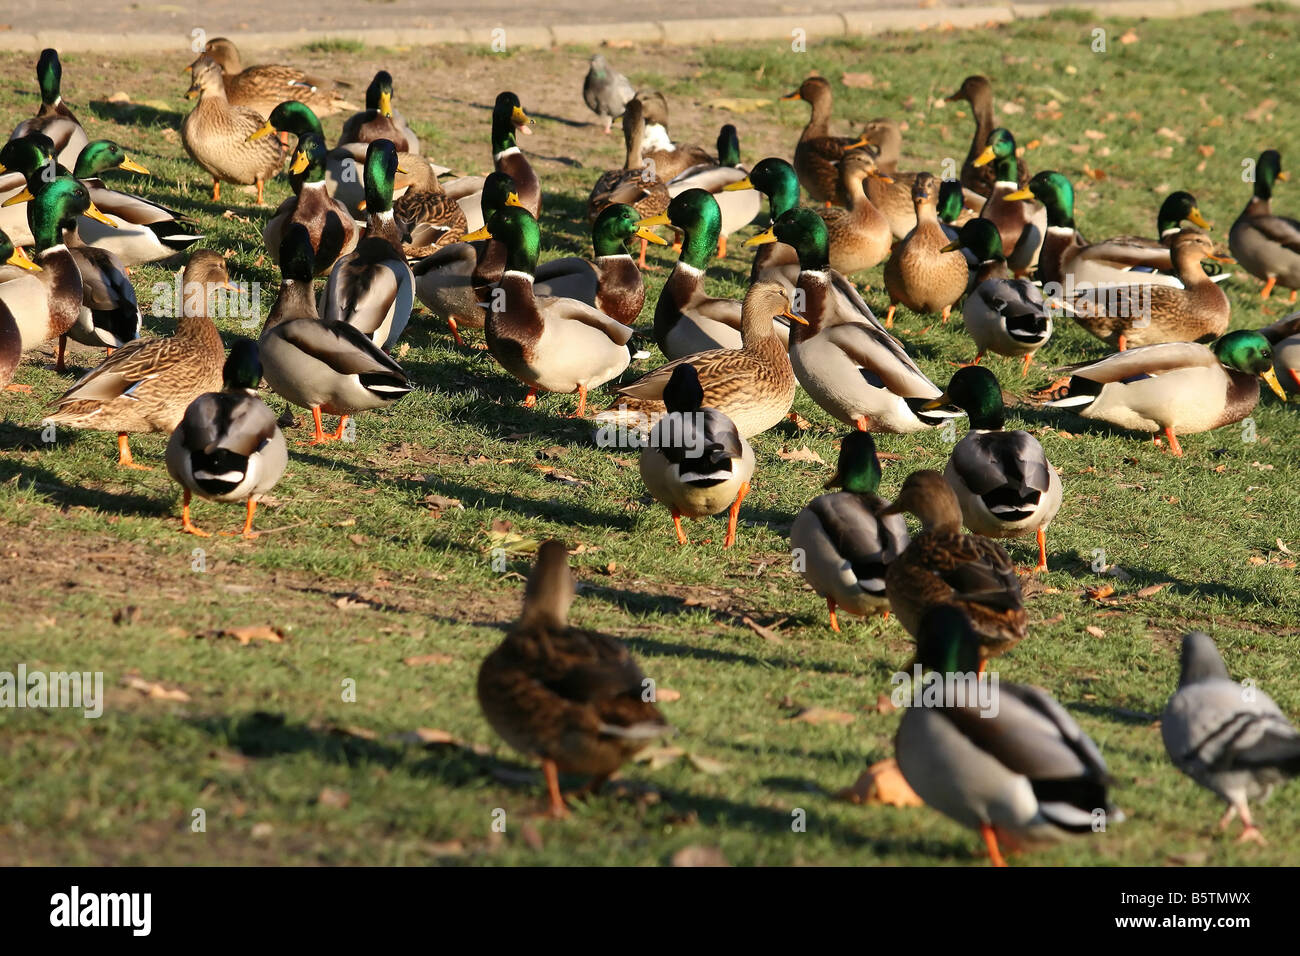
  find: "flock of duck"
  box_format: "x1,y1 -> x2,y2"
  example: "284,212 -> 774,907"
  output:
1,43 -> 1297,865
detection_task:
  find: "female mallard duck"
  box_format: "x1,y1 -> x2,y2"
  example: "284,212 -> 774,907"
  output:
945,219 -> 1051,375
533,203 -> 666,326
468,205 -> 631,418
665,124 -> 759,258
392,155 -> 468,257
1067,231 -> 1230,351
586,96 -> 669,267
1064,190 -> 1212,285
1260,309 -> 1300,394
641,189 -> 790,359
195,38 -> 355,119
636,91 -> 715,182
263,132 -> 357,274
45,249 -> 230,468
595,280 -> 804,437
182,56 -> 286,204
929,365 -> 1061,573
755,208 -> 961,434
638,363 -> 754,548
897,604 -> 1120,867
491,92 -> 539,218
790,430 -> 910,631
972,128 -> 1044,275
883,173 -> 971,328
1037,331 -> 1287,456
723,156 -> 801,292
855,119 -> 923,239
944,75 -> 1027,199
9,50 -> 87,170
410,172 -> 517,346
0,229 -> 41,391
583,54 -> 635,134
165,338 -> 288,539
1228,149 -> 1300,301
783,76 -> 868,206
260,225 -> 413,444
818,150 -> 892,275
319,141 -> 414,353
880,469 -> 1028,668
477,539 -> 670,818
338,71 -> 420,153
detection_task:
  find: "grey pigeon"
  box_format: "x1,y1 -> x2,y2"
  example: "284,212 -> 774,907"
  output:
1161,632 -> 1300,844
583,54 -> 635,134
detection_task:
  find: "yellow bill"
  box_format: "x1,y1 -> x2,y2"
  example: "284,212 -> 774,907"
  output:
378,90 -> 393,118
118,156 -> 150,175
1,187 -> 34,208
1002,187 -> 1034,202
636,212 -> 670,228
634,225 -> 668,246
4,245 -> 40,272
721,177 -> 755,192
247,122 -> 276,143
781,306 -> 809,325
972,145 -> 996,167
504,191 -> 525,209
1261,366 -> 1287,402
745,226 -> 778,247
512,106 -> 533,134
939,239 -> 963,253
920,391 -> 951,411
1189,207 -> 1211,229
85,201 -> 118,227
462,225 -> 492,241
289,150 -> 311,175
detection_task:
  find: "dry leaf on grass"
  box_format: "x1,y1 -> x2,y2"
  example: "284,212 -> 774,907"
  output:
836,758 -> 923,807
634,745 -> 686,770
1135,582 -> 1172,598
403,653 -> 454,667
740,616 -> 783,644
486,527 -> 540,554
1085,584 -> 1116,601
122,676 -> 191,702
655,688 -> 682,702
789,706 -> 855,726
422,494 -> 463,512
671,845 -> 729,867
198,625 -> 285,645
687,753 -> 728,775
841,71 -> 875,88
785,411 -> 812,430
777,446 -> 826,464
316,787 -> 350,810
1086,625 -> 1106,638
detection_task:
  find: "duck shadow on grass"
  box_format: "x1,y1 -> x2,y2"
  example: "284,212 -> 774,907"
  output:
87,100 -> 186,129
0,453 -> 171,517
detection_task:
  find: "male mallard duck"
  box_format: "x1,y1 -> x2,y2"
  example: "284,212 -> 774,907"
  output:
46,249 -> 230,468
338,71 -> 420,153
533,203 -> 666,326
944,75 -> 1027,199
636,91 -> 714,182
896,604 -> 1119,867
595,280 -> 803,437
165,338 -> 288,539
783,77 -> 867,206
1035,331 -> 1287,456
587,96 -> 669,267
666,125 -> 760,258
182,56 -> 286,204
1068,231 -> 1230,351
0,228 -> 41,391
9,50 -> 88,170
638,363 -> 754,548
883,173 -> 970,328
1162,632 -> 1300,845
583,54 -> 636,134
260,225 -> 413,444
818,150 -> 892,275
478,539 -> 670,818
467,205 -> 631,417
945,219 -> 1051,375
196,38 -> 355,119
972,128 -> 1044,275
880,470 -> 1027,668
755,208 -> 961,434
1064,190 -> 1213,285
1260,310 -> 1300,394
491,92 -> 539,218
263,132 -> 358,274
723,156 -> 801,292
938,178 -> 978,232
790,430 -> 910,631
1228,149 -> 1300,301
392,155 -> 468,257
929,365 -> 1061,573
319,141 -> 414,353
641,189 -> 790,359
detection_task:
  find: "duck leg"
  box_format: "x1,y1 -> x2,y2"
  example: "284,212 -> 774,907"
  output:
637,237 -> 649,269
567,385 -> 588,419
218,499 -> 259,539
717,235 -> 727,258
1116,333 -> 1127,351
1032,527 -> 1048,573
1290,289 -> 1298,305
1162,426 -> 1183,457
542,759 -> 570,818
522,387 -> 538,409
1020,353 -> 1033,378
211,180 -> 221,203
884,304 -> 897,329
1289,369 -> 1300,392
117,433 -> 152,470
300,406 -> 341,445
179,489 -> 209,537
940,305 -> 951,325
55,335 -> 68,373
827,598 -> 841,632
724,480 -> 751,549
255,177 -> 266,206
980,824 -> 1008,867
1235,802 -> 1266,844
854,415 -> 871,432
671,507 -> 688,545
330,415 -> 350,441
950,351 -> 984,369
1260,276 -> 1276,300
447,316 -> 465,347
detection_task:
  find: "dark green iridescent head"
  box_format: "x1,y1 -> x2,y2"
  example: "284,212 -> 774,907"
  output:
748,157 -> 800,222
1254,150 -> 1284,202
480,171 -> 518,222
941,364 -> 1005,430
772,208 -> 830,271
979,127 -> 1019,183
491,91 -> 531,155
28,175 -> 93,251
223,338 -> 263,391
279,224 -> 317,283
485,205 -> 541,275
366,71 -> 395,114
667,188 -> 723,270
937,179 -> 965,224
36,49 -> 63,107
716,124 -> 741,167
591,203 -> 642,258
268,100 -> 324,138
914,605 -> 983,674
72,140 -> 143,180
362,139 -> 398,214
1025,170 -> 1075,229
291,133 -> 330,184
951,218 -> 1005,263
0,134 -> 56,180
825,430 -> 882,495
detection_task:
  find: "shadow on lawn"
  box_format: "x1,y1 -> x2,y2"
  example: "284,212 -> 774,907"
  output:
0,454 -> 170,517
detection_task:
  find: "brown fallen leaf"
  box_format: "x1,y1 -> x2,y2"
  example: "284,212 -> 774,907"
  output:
198,625 -> 286,645
671,845 -> 729,867
790,706 -> 855,726
1135,582 -> 1172,598
422,494 -> 463,511
317,787 -> 350,809
777,446 -> 826,464
1119,29 -> 1139,44
403,653 -> 454,667
122,676 -> 191,702
1085,584 -> 1115,601
1086,625 -> 1106,638
785,411 -> 812,430
836,758 -> 923,807
655,688 -> 682,702
841,71 -> 875,88
687,753 -> 728,775
634,746 -> 687,770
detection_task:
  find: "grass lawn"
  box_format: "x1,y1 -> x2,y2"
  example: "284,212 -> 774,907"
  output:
1,5 -> 1298,865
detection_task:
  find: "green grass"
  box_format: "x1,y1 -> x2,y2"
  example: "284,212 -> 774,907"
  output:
1,7 -> 1299,865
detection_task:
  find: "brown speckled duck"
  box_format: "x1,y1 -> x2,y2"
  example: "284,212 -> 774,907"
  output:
194,38 -> 356,119
182,56 -> 286,204
819,151 -> 892,275
783,76 -> 868,206
587,97 -> 670,267
945,75 -> 1028,199
883,173 -> 970,328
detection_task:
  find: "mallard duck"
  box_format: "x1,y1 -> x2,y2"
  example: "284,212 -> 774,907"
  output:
722,156 -> 801,292
1162,632 -> 1300,845
755,208 -> 962,434
392,155 -> 468,257
196,38 -> 355,119
897,604 -> 1119,867
587,96 -> 670,267
259,225 -> 413,444
1260,310 -> 1300,394
944,75 -> 1027,199
938,178 -> 978,232
666,125 -> 760,258
783,77 -> 868,205
262,132 -> 358,274
641,189 -> 790,359
852,120 -> 924,238
9,50 -> 88,170
1228,149 -> 1300,301
491,92 -> 539,218
595,281 -> 803,437
165,338 -> 288,539
945,218 -> 1051,375
636,91 -> 714,182
182,56 -> 286,204
477,539 -> 670,818
929,366 -> 1061,573
410,172 -> 517,345
467,205 -> 631,417
880,469 -> 1027,668
638,363 -> 754,548
818,150 -> 892,275
45,249 -> 230,468
972,128 -> 1045,275
1068,231 -> 1231,351
533,203 -> 666,326
1036,331 -> 1287,456
0,228 -> 41,391
1065,190 -> 1213,286
583,54 -> 635,134
883,173 -> 971,328
790,430 -> 910,631
338,71 -> 420,153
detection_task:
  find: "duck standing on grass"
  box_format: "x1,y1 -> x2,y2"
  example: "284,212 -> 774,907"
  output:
166,339 -> 287,539
883,173 -> 970,329
182,56 -> 286,205
0,227 -> 41,392
1229,149 -> 1300,302
9,49 -> 88,169
491,92 -> 539,218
